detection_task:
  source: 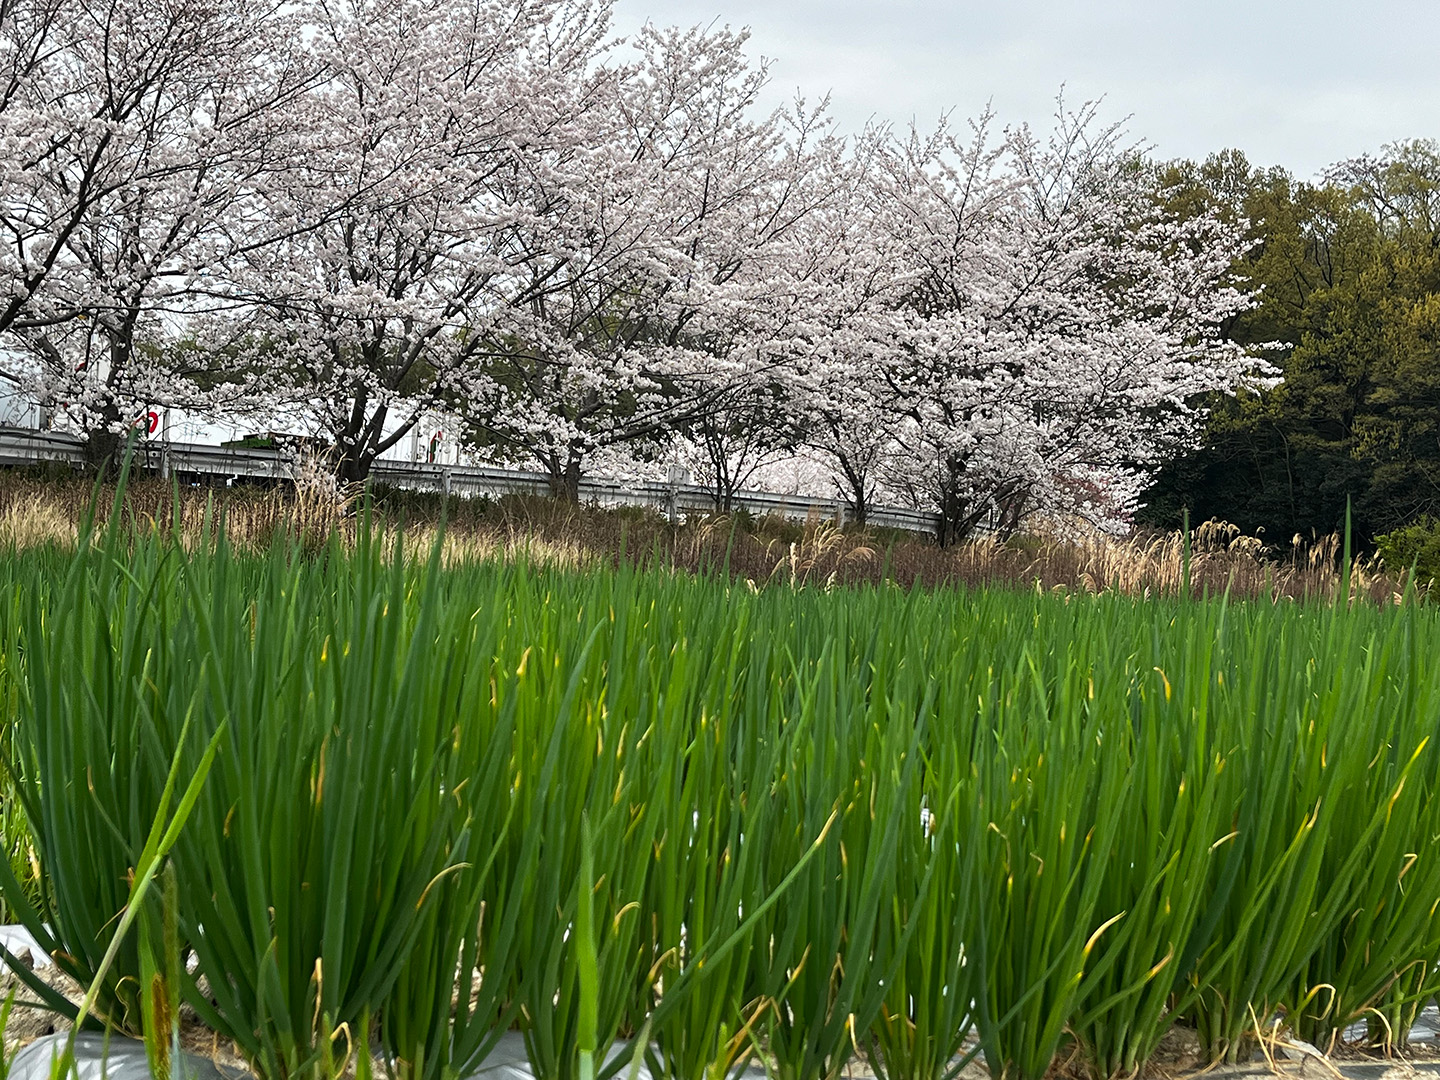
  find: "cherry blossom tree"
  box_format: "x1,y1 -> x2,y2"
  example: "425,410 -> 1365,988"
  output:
219,0 -> 616,483
454,23 -> 841,501
767,134 -> 921,523
800,103 -> 1270,543
0,0 -> 315,465
0,0 -> 112,342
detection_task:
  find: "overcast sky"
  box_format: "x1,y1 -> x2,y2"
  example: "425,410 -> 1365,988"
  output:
610,0 -> 1437,179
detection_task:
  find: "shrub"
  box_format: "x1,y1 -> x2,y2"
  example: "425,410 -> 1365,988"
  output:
1376,516 -> 1440,588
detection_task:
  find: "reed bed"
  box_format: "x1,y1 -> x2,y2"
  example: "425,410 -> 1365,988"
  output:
0,471 -> 1403,601
2,495 -> 1440,1080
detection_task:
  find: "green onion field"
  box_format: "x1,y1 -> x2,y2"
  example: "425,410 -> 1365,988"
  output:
3,502 -> 1440,1080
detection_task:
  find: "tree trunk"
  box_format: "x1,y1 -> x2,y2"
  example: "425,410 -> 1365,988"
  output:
334,442 -> 376,485
835,455 -> 870,526
994,489 -> 1029,539
699,429 -> 735,512
544,452 -> 582,503
82,394 -> 127,478
336,454 -> 362,485
83,424 -> 124,478
936,458 -> 989,548
937,487 -> 962,548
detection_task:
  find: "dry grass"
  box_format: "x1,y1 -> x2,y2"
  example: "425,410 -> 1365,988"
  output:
0,470 -> 1408,603
958,517 -> 1403,605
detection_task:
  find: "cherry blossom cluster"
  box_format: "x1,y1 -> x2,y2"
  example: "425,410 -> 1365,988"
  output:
0,0 -> 1270,536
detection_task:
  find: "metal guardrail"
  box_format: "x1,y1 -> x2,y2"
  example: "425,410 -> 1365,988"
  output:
0,427 -> 87,468
0,426 -> 944,537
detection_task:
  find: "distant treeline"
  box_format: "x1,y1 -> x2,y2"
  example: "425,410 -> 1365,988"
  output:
1141,142 -> 1440,548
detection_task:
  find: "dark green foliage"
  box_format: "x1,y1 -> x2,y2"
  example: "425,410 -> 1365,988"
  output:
1376,517 -> 1440,586
1141,142 -> 1440,547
